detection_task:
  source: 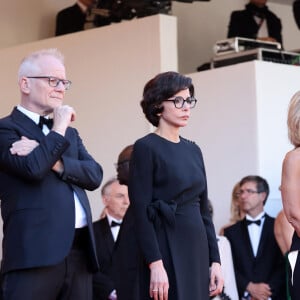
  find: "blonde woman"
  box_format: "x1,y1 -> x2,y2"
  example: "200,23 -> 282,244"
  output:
281,91 -> 300,300
219,182 -> 245,235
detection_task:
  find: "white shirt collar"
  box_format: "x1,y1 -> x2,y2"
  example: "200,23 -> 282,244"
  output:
106,213 -> 122,226
246,211 -> 265,221
17,105 -> 41,125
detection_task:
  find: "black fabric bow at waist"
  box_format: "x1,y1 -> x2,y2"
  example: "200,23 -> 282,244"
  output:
147,199 -> 177,229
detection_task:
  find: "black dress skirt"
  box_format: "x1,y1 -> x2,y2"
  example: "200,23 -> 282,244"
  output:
128,133 -> 220,300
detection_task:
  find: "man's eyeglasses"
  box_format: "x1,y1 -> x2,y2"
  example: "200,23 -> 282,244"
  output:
237,189 -> 261,196
164,96 -> 197,109
27,76 -> 72,90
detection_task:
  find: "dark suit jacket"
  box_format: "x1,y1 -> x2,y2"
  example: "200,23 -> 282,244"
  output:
0,107 -> 103,274
294,0 -> 300,29
227,4 -> 282,45
55,2 -> 112,36
224,215 -> 285,299
93,210 -> 141,300
111,206 -> 140,300
55,4 -> 86,36
93,217 -> 115,300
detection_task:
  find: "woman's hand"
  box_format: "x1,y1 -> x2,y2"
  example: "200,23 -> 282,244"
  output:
209,262 -> 224,297
149,260 -> 169,300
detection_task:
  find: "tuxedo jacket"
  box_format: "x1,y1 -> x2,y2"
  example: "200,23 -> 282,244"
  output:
0,107 -> 103,274
55,4 -> 86,36
227,5 -> 282,45
93,212 -> 140,300
224,215 -> 285,299
93,217 -> 115,300
55,2 -> 112,36
111,206 -> 140,300
294,0 -> 300,29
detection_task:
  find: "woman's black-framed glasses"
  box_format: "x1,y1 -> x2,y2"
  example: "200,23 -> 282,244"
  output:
27,76 -> 72,90
164,96 -> 197,109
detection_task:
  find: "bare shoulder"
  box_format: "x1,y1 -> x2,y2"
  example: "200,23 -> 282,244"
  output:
275,210 -> 288,228
282,148 -> 300,184
283,148 -> 300,169
275,210 -> 284,224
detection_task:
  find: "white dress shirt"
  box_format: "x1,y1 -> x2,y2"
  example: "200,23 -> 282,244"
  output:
254,16 -> 268,39
106,214 -> 122,242
245,211 -> 271,300
246,211 -> 265,257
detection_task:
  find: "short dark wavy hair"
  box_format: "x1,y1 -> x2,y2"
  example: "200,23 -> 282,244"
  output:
140,71 -> 194,127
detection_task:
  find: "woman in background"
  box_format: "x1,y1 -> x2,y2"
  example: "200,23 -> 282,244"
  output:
208,200 -> 239,300
219,182 -> 245,236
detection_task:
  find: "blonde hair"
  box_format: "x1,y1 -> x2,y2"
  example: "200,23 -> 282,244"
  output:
287,91 -> 300,147
229,182 -> 244,223
18,48 -> 65,81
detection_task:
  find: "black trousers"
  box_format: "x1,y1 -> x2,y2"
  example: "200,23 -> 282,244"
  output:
2,228 -> 92,300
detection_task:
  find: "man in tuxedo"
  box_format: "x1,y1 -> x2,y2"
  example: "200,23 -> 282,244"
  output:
109,144 -> 141,300
55,0 -> 111,36
293,0 -> 300,29
93,144 -> 140,300
115,144 -> 133,186
224,175 -> 285,300
0,48 -> 103,300
227,0 -> 282,45
56,0 -> 95,36
93,178 -> 130,300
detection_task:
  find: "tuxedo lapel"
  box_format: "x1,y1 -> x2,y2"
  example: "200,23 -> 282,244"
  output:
72,186 -> 91,218
114,228 -> 122,245
11,107 -> 45,141
241,218 -> 256,259
101,218 -> 115,255
256,215 -> 270,259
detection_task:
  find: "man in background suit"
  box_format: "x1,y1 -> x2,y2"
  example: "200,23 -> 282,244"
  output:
93,178 -> 130,300
0,48 -> 103,299
55,0 -> 111,36
56,0 -> 95,36
293,0 -> 300,29
110,144 -> 141,300
227,0 -> 282,45
224,175 -> 285,300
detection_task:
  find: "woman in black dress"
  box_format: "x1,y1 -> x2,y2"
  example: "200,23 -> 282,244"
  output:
129,71 -> 224,300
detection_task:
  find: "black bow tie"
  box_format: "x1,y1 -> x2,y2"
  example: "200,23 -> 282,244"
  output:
38,116 -> 53,130
246,214 -> 265,226
111,221 -> 122,227
246,219 -> 261,226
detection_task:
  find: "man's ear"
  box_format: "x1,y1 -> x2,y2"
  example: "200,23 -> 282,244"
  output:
260,192 -> 267,204
102,195 -> 109,207
20,77 -> 30,94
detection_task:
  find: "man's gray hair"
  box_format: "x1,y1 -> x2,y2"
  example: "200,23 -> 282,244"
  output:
18,48 -> 65,81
